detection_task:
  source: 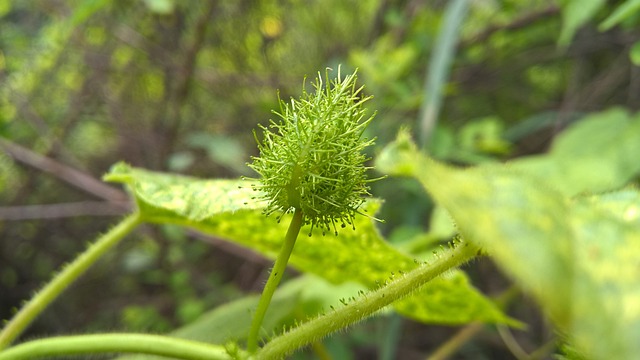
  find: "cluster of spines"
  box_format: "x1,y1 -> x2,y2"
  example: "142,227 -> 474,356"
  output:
248,68 -> 376,236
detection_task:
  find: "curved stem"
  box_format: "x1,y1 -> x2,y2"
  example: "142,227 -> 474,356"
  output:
0,213 -> 143,349
427,322 -> 484,360
259,240 -> 480,359
428,286 -> 520,360
0,333 -> 234,360
247,208 -> 304,353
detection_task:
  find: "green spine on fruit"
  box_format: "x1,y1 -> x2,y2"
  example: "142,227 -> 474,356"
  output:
249,67 -> 377,235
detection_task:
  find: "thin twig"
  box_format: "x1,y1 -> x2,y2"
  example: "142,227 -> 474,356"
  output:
0,138 -> 127,202
163,0 -> 217,158
497,324 -> 530,360
459,5 -> 560,49
0,201 -> 130,220
187,229 -> 272,266
427,323 -> 484,360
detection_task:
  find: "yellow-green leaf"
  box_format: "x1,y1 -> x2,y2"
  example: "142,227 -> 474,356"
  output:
376,124 -> 640,359
510,108 -> 640,196
104,163 -> 513,326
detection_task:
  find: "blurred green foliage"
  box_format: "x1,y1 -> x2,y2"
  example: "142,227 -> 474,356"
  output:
1,0 -> 640,358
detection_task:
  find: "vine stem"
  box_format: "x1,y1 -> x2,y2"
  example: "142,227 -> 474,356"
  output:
0,212 -> 143,350
248,208 -> 304,353
258,240 -> 480,359
0,333 -> 234,360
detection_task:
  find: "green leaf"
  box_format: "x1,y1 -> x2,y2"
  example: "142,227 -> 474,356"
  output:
510,108 -> 640,196
599,0 -> 640,31
0,0 -> 11,18
377,132 -> 575,324
376,127 -> 640,359
105,163 -> 513,326
393,271 -> 507,324
187,133 -> 249,175
631,41 -> 640,66
70,0 -> 111,27
143,0 -> 175,14
558,0 -> 607,46
567,189 -> 640,357
104,162 -> 267,221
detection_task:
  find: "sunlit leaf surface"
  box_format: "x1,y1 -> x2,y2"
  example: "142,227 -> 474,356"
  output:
510,108 -> 640,196
105,163 -> 512,327
376,109 -> 640,359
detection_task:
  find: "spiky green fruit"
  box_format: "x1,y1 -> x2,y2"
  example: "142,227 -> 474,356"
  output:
249,68 -> 377,235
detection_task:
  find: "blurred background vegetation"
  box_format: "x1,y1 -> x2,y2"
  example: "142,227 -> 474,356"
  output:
1,0 -> 639,358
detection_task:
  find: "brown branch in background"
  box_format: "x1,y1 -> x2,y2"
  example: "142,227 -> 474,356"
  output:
0,201 -> 129,220
560,51 -> 630,117
174,0 -> 217,107
427,323 -> 485,360
576,52 -> 630,107
113,24 -> 168,57
163,0 -> 218,154
0,138 -> 128,203
186,228 -> 294,292
367,0 -> 392,46
459,5 -> 560,49
629,64 -> 640,110
187,229 -> 272,267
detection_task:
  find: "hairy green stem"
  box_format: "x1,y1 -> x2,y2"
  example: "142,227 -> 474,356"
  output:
0,213 -> 142,349
258,241 -> 480,359
0,333 -> 233,360
248,208 -> 304,353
